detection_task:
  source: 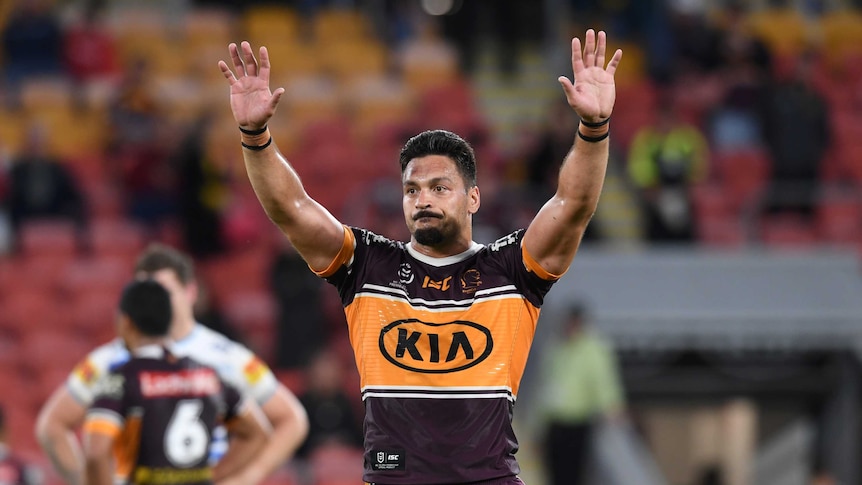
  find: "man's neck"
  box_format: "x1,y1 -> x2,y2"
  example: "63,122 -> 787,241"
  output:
170,318 -> 196,341
410,235 -> 474,259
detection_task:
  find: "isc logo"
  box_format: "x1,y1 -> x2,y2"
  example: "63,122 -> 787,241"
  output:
378,319 -> 493,373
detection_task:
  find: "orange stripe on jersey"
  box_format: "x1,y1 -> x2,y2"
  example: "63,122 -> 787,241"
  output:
345,293 -> 541,397
113,415 -> 142,479
311,225 -> 356,277
83,419 -> 122,439
521,243 -> 565,281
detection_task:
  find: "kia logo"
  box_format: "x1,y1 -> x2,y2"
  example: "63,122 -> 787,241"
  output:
378,319 -> 493,373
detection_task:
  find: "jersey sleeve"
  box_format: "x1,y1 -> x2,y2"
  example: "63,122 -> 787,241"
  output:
66,340 -> 127,406
83,371 -> 128,440
226,343 -> 278,406
488,229 -> 558,307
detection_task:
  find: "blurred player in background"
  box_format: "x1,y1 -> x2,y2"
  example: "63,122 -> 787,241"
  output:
36,244 -> 308,485
0,405 -> 42,485
82,278 -> 268,485
219,29 -> 621,484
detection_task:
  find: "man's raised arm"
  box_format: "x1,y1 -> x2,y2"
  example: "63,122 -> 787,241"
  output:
219,41 -> 344,271
523,30 -> 623,276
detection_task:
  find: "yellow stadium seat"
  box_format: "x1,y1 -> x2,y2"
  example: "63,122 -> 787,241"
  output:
242,5 -> 302,44
746,7 -> 813,57
313,9 -> 370,42
319,39 -> 388,81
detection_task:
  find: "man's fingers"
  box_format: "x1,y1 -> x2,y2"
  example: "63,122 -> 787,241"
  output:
606,49 -> 623,76
571,37 -> 585,74
229,43 -> 244,77
583,29 -> 596,68
259,46 -> 272,83
269,87 -> 285,110
218,60 -> 237,85
557,76 -> 575,104
241,41 -> 259,77
596,31 -> 607,71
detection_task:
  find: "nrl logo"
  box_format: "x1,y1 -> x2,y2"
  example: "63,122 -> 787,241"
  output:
377,451 -> 385,463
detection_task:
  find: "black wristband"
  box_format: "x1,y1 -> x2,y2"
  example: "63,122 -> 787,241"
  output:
241,136 -> 273,151
577,130 -> 610,143
239,125 -> 268,135
579,117 -> 610,128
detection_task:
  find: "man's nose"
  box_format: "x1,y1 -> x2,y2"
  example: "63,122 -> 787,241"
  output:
415,189 -> 432,207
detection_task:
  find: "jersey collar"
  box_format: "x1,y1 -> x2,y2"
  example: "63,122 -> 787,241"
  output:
406,241 -> 482,267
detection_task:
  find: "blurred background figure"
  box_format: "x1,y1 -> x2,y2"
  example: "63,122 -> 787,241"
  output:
6,122 -> 88,253
269,243 -> 327,370
536,303 -> 625,485
0,0 -> 62,109
0,404 -> 42,485
760,50 -> 830,219
627,96 -> 709,243
296,350 -> 363,460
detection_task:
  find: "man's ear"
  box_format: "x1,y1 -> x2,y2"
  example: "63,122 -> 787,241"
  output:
468,185 -> 481,215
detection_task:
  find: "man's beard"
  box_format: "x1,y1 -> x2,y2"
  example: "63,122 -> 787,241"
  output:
414,227 -> 446,246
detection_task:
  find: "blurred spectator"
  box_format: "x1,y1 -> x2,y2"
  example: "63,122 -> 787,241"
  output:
518,99 -> 601,241
0,404 -> 42,485
536,304 -> 625,485
663,0 -> 722,80
193,277 -> 243,344
439,0 -> 543,76
106,57 -> 178,230
7,122 -> 88,251
174,111 -> 229,258
760,51 -> 830,218
270,244 -> 327,369
1,0 -> 63,107
707,1 -> 772,153
296,349 -> 363,460
627,98 -> 709,242
62,0 -> 120,98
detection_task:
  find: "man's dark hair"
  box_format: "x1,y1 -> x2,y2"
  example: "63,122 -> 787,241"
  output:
135,243 -> 195,284
399,130 -> 477,188
119,279 -> 172,337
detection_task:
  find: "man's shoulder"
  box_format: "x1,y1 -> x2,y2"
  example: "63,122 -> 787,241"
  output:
176,324 -> 256,365
82,338 -> 129,370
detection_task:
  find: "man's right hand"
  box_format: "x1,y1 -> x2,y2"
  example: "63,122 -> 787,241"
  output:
218,41 -> 285,130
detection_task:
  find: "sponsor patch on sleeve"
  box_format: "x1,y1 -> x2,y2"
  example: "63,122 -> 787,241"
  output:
242,357 -> 268,385
73,359 -> 99,385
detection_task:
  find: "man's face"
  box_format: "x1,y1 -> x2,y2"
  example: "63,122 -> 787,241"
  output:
402,155 -> 479,248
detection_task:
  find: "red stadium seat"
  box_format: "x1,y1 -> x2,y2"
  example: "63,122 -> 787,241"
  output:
18,219 -> 78,258
309,443 -> 364,484
816,196 -> 862,245
759,214 -> 817,248
713,149 -> 772,210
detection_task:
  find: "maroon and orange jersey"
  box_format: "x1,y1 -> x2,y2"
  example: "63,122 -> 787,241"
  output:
316,227 -> 559,484
83,345 -> 245,485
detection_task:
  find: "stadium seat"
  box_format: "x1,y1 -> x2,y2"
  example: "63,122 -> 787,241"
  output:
759,214 -> 817,248
319,39 -> 388,82
68,290 -> 122,342
816,196 -> 862,245
60,255 -> 130,297
0,288 -> 70,337
713,149 -> 772,211
309,443 -> 364,485
18,219 -> 78,258
274,369 -> 307,396
241,5 -> 302,45
88,219 -> 147,263
312,9 -> 370,43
